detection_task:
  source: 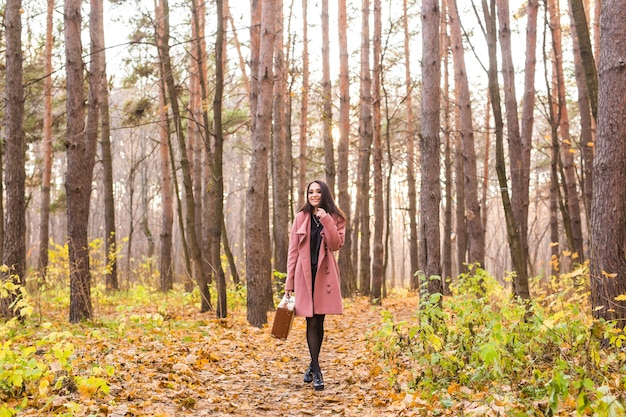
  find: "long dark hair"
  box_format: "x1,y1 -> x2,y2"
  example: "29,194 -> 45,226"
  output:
299,180 -> 346,220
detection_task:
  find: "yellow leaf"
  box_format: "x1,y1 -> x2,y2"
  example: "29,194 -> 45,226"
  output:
602,270 -> 618,279
587,141 -> 595,147
615,294 -> 626,301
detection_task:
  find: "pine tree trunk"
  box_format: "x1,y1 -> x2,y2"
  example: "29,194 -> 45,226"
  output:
403,0 -> 419,290
441,0 -> 452,293
297,0 -> 309,209
449,0 -> 485,268
66,0 -> 95,322
483,0 -> 529,300
38,0 -> 55,283
1,0 -> 26,318
371,0 -> 384,304
569,0 -> 598,121
321,0 -> 335,192
246,0 -> 275,327
419,0 -> 442,297
272,0 -> 289,276
357,0 -> 373,296
590,0 -> 626,323
568,2 -> 594,233
337,0 -> 355,297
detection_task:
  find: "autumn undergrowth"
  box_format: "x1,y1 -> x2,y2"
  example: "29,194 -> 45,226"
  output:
369,265 -> 626,416
0,248 -> 249,416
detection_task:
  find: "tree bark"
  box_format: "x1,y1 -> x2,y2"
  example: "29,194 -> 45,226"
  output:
93,0 -> 119,291
337,0 -> 355,297
568,0 -> 598,121
568,1 -> 594,232
38,0 -> 55,283
272,0 -> 289,276
212,0 -> 228,318
483,0 -> 529,300
449,0 -> 485,268
441,0 -> 452,293
155,0 -> 174,293
548,0 -> 584,264
403,0 -> 419,290
65,0 -> 95,322
321,0 -> 336,193
297,0 -> 309,209
1,0 -> 26,318
157,0 -> 209,311
371,0 -> 383,304
589,0 -> 626,324
419,0 -> 442,297
246,0 -> 275,327
357,0 -> 373,296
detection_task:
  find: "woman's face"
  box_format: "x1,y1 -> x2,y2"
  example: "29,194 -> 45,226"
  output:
307,182 -> 322,208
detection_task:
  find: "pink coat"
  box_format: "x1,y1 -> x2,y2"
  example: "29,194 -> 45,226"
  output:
285,211 -> 345,317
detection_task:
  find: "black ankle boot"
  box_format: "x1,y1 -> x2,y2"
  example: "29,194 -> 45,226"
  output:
313,371 -> 324,391
303,366 -> 313,383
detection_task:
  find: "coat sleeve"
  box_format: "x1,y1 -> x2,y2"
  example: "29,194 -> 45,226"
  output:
320,214 -> 345,251
285,216 -> 300,292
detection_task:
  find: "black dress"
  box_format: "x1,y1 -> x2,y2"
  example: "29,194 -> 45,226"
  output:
310,213 -> 324,292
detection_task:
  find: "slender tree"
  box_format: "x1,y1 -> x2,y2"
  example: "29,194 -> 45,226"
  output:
272,0 -> 290,275
156,0 -> 209,311
483,0 -> 529,300
371,0 -> 384,304
589,0 -> 626,324
441,0 -> 452,292
321,0 -> 335,192
212,0 -> 228,318
449,0 -> 485,267
403,0 -> 419,290
1,0 -> 26,318
38,0 -> 55,283
419,0 -> 442,297
154,0 -> 174,292
65,0 -> 95,322
246,0 -> 276,327
569,0 -> 597,121
337,0 -> 355,297
357,0 -> 373,296
92,0 -> 118,291
298,0 -> 309,208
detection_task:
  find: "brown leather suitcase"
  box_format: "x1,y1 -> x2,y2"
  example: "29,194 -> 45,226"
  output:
271,307 -> 294,340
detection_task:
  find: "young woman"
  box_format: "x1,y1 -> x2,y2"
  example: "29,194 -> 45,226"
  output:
285,180 -> 346,391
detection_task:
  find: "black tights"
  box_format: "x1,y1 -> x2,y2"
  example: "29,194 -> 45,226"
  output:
306,314 -> 326,373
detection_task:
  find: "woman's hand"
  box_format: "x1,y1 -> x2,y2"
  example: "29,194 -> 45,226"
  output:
315,207 -> 327,218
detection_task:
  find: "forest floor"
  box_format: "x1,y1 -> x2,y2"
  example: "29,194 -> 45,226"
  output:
12,293 -> 475,417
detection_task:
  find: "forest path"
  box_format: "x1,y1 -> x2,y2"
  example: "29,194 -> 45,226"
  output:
102,294 -> 420,417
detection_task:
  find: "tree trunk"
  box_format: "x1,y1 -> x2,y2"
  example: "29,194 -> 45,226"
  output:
371,0 -> 383,304
157,0 -> 209,311
38,0 -> 55,283
419,0 -> 442,297
520,0 -> 538,274
589,0 -> 626,324
272,0 -> 289,276
65,0 -> 95,322
569,0 -> 598,121
93,0 -> 119,291
548,0 -> 585,266
321,0 -> 336,193
246,0 -> 275,327
155,1 -> 174,292
357,0 -> 373,296
337,0 -> 355,297
568,2 -> 594,233
483,0 -> 529,300
403,0 -> 419,290
1,0 -> 26,318
441,0 -> 452,293
212,0 -> 228,318
298,0 -> 309,209
449,0 -> 484,268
